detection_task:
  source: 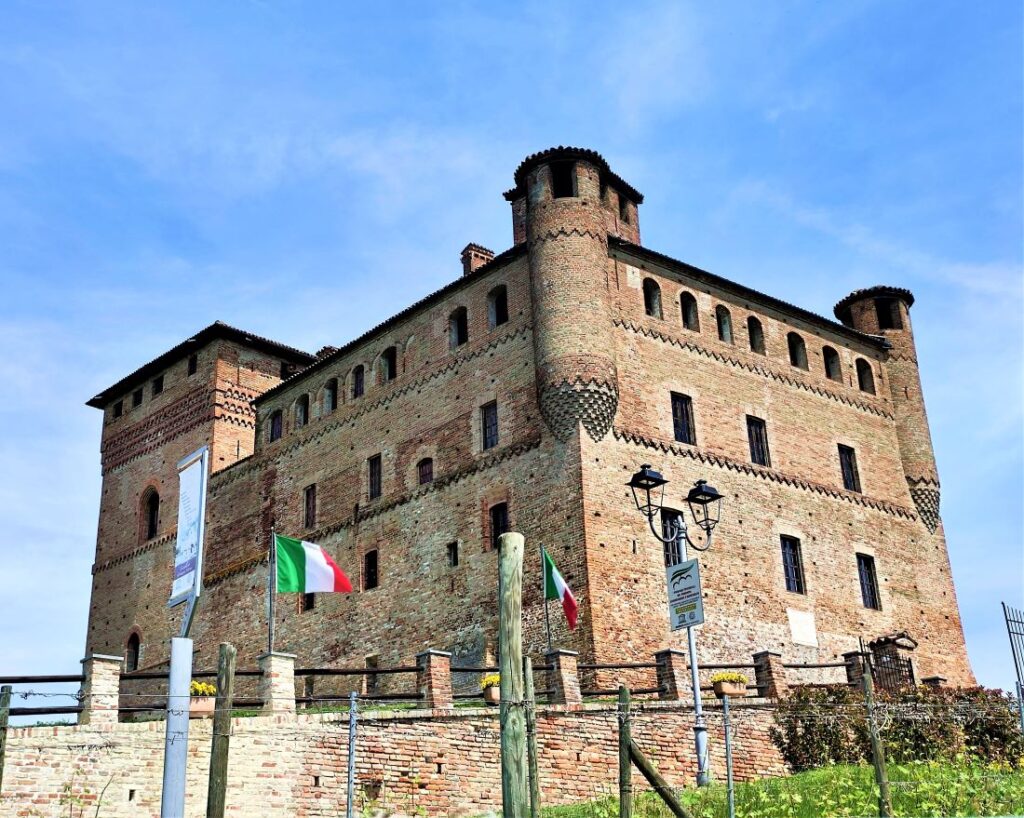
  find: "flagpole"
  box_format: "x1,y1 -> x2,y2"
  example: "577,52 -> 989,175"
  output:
268,528 -> 276,655
542,545 -> 553,653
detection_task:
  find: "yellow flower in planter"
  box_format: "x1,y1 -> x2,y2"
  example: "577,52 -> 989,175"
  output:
190,680 -> 217,697
709,671 -> 748,685
480,673 -> 501,691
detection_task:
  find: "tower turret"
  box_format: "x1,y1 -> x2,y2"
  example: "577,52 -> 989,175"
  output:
505,147 -> 642,441
835,286 -> 941,532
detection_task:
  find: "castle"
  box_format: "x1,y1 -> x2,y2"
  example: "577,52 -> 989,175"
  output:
84,147 -> 974,686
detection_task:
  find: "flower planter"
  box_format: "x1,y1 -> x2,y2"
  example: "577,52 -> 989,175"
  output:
483,686 -> 500,706
189,696 -> 215,718
712,680 -> 747,699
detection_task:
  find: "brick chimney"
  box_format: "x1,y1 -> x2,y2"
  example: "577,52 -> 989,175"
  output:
460,243 -> 495,276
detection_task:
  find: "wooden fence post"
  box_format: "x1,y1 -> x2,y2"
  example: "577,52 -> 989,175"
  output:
628,741 -> 691,818
0,685 -> 10,796
206,642 -> 237,818
524,656 -> 540,818
862,666 -> 893,817
498,531 -> 528,818
618,685 -> 632,818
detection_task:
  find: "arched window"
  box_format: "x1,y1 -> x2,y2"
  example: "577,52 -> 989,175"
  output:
269,410 -> 283,442
449,307 -> 469,349
642,279 -> 662,319
417,458 -> 434,485
324,379 -> 338,414
680,292 -> 699,331
747,316 -> 766,355
295,394 -> 310,428
823,347 -> 842,381
380,347 -> 397,382
716,305 -> 733,344
351,365 -> 365,399
856,359 -> 876,394
787,332 -> 808,369
488,286 -> 509,329
125,633 -> 140,673
142,489 -> 159,541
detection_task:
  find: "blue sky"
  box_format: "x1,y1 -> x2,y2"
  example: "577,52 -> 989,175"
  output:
1,1 -> 1020,697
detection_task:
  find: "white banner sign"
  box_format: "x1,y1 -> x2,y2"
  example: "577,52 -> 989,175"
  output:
666,558 -> 704,630
169,446 -> 209,608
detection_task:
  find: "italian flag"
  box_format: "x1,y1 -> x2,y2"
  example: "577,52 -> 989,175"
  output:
543,547 -> 578,630
275,534 -> 352,593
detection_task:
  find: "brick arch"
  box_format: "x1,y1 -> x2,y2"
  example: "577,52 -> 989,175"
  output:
138,482 -> 162,543
124,626 -> 143,672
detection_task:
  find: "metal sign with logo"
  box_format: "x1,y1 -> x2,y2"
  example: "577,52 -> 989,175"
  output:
168,446 -> 209,636
666,558 -> 704,630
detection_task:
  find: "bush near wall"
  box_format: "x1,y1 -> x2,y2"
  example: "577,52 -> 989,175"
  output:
770,685 -> 1024,772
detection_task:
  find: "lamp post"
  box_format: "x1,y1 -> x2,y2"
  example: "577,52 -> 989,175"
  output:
627,464 -> 723,787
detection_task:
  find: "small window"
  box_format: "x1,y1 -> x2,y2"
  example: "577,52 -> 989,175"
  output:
875,298 -> 902,330
363,550 -> 379,590
449,307 -> 469,349
787,332 -> 808,370
152,375 -> 164,396
301,593 -> 315,612
304,484 -> 317,528
857,553 -> 881,610
380,347 -> 397,382
856,359 -> 876,394
324,379 -> 338,413
550,161 -> 576,198
447,541 -> 460,568
269,410 -> 284,442
781,536 -> 805,594
187,354 -> 198,376
132,388 -> 143,408
368,454 -> 382,500
481,401 -> 499,450
823,347 -> 842,381
352,365 -> 365,399
671,393 -> 696,445
716,306 -> 733,344
125,633 -> 140,673
643,278 -> 662,319
280,361 -> 292,380
618,193 -> 630,224
680,292 -> 699,331
417,458 -> 434,485
661,509 -> 683,566
113,400 -> 123,419
142,489 -> 160,541
838,445 -> 862,493
489,502 -> 509,551
295,395 -> 310,428
747,317 -> 766,355
746,415 -> 771,467
488,286 -> 509,329
364,654 -> 379,695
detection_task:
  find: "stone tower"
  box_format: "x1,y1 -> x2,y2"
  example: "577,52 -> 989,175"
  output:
504,147 -> 642,441
834,286 -> 942,532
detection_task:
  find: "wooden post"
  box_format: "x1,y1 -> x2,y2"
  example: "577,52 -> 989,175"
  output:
863,664 -> 893,817
0,685 -> 10,796
618,685 -> 632,818
206,642 -> 237,818
629,741 -> 691,818
524,657 -> 540,818
498,531 -> 528,818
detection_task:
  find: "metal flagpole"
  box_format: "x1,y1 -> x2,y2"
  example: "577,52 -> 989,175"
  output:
268,529 -> 276,655
542,545 -> 553,652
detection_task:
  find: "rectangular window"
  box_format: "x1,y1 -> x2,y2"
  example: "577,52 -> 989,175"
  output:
489,502 -> 509,551
781,536 -> 805,594
363,550 -> 379,590
132,388 -> 143,408
152,375 -> 164,396
113,400 -> 123,419
839,445 -> 862,493
364,654 -> 379,695
368,454 -> 382,500
857,553 -> 881,610
447,541 -> 459,568
417,458 -> 433,485
747,415 -> 771,467
352,366 -> 365,398
875,298 -> 902,330
187,353 -> 198,376
301,592 -> 315,612
481,401 -> 499,450
661,509 -> 683,566
550,161 -> 575,198
303,484 -> 317,528
671,393 -> 696,445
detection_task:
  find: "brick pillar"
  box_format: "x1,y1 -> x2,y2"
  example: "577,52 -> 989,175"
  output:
416,650 -> 453,710
843,651 -> 867,687
921,675 -> 946,688
258,652 -> 296,716
78,654 -> 123,726
753,651 -> 789,699
655,649 -> 689,701
545,650 -> 581,706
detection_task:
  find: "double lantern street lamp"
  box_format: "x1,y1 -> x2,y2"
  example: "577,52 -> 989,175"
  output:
627,464 -> 724,787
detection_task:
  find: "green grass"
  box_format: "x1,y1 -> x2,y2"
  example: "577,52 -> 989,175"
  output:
541,762 -> 1024,818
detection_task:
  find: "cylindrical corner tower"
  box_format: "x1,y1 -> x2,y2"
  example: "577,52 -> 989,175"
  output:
835,286 -> 941,532
506,147 -> 641,441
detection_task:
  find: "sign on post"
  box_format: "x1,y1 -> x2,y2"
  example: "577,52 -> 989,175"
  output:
666,558 -> 704,630
169,446 -> 209,636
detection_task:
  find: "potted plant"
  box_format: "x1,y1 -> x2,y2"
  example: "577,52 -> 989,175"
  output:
710,671 -> 748,699
189,680 -> 216,718
481,673 -> 500,705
